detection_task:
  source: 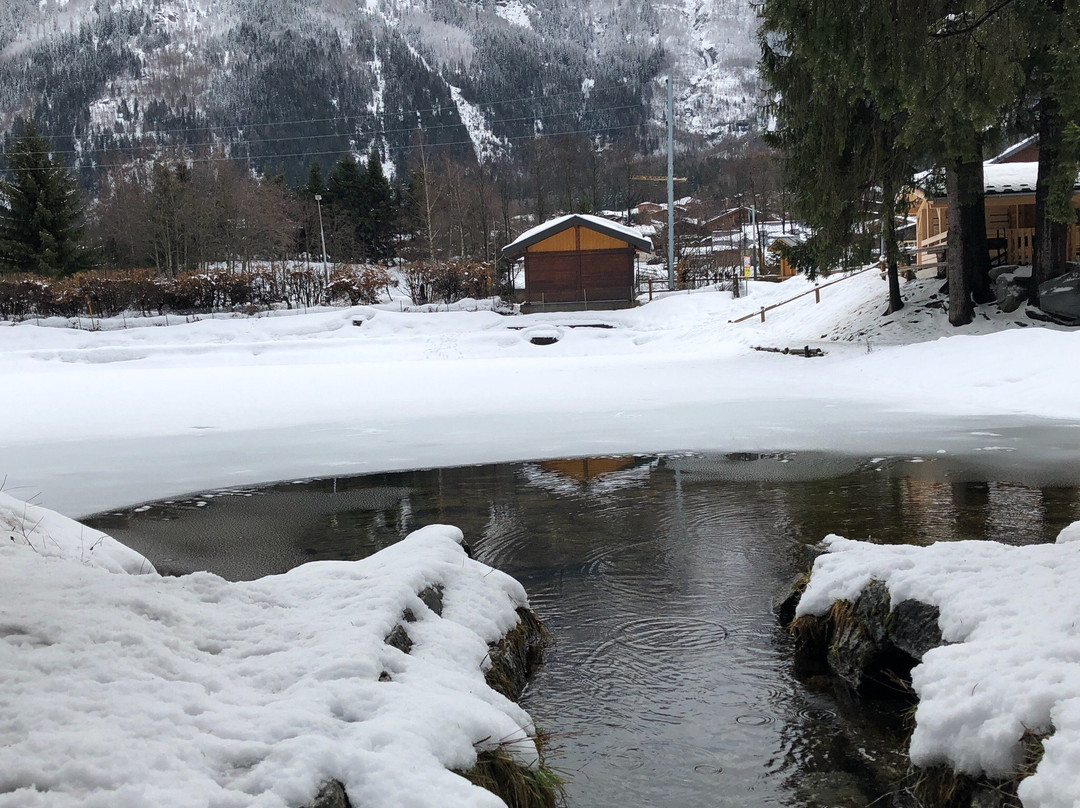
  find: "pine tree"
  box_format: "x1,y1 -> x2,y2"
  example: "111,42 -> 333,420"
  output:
759,0 -> 914,313
1021,0 -> 1080,303
359,149 -> 396,262
0,121 -> 94,277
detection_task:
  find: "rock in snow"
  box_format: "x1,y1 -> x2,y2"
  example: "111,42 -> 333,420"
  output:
797,522 -> 1080,808
0,494 -> 539,808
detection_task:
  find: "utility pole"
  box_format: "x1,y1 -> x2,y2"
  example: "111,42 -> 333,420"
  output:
314,193 -> 328,276
667,74 -> 675,291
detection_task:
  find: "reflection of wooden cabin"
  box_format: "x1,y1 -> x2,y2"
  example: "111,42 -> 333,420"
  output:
502,214 -> 653,312
538,457 -> 638,483
910,144 -> 1080,266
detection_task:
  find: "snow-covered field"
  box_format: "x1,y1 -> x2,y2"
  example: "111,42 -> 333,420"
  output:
2,268 -> 1079,807
2,270 -> 1077,518
0,492 -> 536,808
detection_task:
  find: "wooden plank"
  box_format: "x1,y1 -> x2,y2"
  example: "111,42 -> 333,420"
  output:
578,227 -> 630,251
527,229 -> 577,253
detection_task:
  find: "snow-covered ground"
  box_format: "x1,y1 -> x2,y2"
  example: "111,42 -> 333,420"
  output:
2,269 -> 1077,518
798,522 -> 1080,808
0,492 -> 536,808
2,268 -> 1080,807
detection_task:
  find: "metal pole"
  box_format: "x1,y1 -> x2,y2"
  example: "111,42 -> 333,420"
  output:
667,75 -> 675,292
315,193 -> 328,276
750,204 -> 758,279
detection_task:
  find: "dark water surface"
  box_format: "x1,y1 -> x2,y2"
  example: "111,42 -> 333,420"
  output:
88,452 -> 1080,808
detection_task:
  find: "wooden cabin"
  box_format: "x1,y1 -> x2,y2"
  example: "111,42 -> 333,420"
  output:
910,155 -> 1080,267
766,234 -> 804,278
502,214 -> 653,312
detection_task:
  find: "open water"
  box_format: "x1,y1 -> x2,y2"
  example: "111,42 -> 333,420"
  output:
87,452 -> 1080,807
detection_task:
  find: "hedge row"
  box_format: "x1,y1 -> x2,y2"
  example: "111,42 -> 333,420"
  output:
399,261 -> 495,306
0,265 -> 395,320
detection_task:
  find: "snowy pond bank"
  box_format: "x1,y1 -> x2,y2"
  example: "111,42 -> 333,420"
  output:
790,520 -> 1080,808
0,491 -> 552,808
81,455 -> 1080,807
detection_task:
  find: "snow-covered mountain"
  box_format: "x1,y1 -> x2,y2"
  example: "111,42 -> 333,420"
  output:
0,0 -> 762,179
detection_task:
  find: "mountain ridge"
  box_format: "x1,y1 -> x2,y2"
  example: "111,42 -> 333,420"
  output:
0,0 -> 763,181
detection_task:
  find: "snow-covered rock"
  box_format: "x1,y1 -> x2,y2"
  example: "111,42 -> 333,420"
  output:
0,494 -> 541,808
796,521 -> 1080,807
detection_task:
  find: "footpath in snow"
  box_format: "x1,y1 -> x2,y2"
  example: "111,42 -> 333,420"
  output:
0,491 -> 541,808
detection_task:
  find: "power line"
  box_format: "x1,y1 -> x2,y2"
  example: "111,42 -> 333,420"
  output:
3,102 -> 648,159
1,118 -> 665,174
2,79 -> 654,147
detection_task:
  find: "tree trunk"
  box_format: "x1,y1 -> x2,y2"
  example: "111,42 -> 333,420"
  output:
945,162 -> 974,326
1032,94 -> 1070,307
961,151 -> 993,304
881,179 -> 904,314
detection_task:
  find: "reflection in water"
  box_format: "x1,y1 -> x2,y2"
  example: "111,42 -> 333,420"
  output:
87,453 -> 1080,808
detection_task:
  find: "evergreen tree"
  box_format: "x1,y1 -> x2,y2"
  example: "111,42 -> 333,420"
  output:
759,0 -> 914,313
305,160 -> 325,199
359,149 -> 396,262
1020,0 -> 1080,302
898,0 -> 1028,324
0,121 -> 94,277
326,154 -> 365,261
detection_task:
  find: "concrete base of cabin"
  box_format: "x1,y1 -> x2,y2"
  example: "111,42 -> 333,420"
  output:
520,300 -> 634,313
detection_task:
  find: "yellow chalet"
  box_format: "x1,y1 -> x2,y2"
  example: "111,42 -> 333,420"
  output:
909,140 -> 1080,266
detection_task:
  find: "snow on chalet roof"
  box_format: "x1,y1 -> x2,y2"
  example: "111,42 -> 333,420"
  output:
984,162 -> 1080,195
919,162 -> 1080,199
501,214 -> 653,258
986,135 -> 1038,164
984,162 -> 1041,195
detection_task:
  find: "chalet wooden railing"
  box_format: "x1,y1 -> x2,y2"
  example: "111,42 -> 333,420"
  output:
1006,228 -> 1034,266
728,264 -> 880,324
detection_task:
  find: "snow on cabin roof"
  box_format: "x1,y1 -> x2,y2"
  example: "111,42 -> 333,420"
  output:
983,162 -> 1080,195
770,233 -> 805,248
984,162 -> 1040,194
919,162 -> 1080,199
501,214 -> 653,258
986,135 -> 1038,164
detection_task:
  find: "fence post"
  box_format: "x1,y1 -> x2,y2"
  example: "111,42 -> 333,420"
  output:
814,284 -> 820,303
759,307 -> 765,323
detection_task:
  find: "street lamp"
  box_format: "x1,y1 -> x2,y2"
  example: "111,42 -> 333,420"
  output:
314,193 -> 328,275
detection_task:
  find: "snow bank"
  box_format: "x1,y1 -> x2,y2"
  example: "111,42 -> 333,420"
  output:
0,490 -> 155,574
797,521 -> 1080,807
0,496 -> 539,808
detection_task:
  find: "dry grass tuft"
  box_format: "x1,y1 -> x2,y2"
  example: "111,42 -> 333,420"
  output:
458,731 -> 565,808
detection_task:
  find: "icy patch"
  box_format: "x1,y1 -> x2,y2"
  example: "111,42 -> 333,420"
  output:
0,494 -> 538,807
797,524 -> 1080,805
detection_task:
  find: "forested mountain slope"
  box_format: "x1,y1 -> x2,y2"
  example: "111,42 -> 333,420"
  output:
0,0 -> 762,180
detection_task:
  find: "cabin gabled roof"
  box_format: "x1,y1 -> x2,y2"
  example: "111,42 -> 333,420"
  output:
501,214 -> 653,259
986,136 -> 1038,164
